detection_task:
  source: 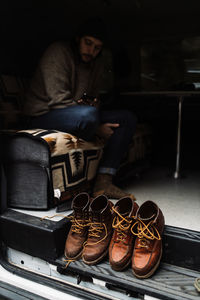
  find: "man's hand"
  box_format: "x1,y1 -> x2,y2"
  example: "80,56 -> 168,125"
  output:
96,123 -> 119,140
77,96 -> 99,108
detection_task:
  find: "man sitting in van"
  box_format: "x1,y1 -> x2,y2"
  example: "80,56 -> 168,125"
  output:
23,18 -> 137,200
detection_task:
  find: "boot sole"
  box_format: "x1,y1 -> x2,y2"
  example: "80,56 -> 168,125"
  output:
64,250 -> 83,261
110,256 -> 131,271
132,248 -> 162,279
82,248 -> 109,266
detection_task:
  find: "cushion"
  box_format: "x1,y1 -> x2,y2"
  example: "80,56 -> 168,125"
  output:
17,129 -> 104,205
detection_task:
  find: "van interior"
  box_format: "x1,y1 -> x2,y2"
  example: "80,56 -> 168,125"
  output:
0,1 -> 200,299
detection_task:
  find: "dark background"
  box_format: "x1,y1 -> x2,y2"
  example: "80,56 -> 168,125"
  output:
1,0 -> 200,169
1,0 -> 200,75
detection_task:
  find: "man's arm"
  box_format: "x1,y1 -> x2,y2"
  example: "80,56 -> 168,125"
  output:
38,42 -> 76,108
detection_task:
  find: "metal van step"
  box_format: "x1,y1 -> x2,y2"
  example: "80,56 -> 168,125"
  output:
1,209 -> 200,299
55,257 -> 200,300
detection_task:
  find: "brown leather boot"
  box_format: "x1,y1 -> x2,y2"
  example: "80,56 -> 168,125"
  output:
109,197 -> 139,271
64,192 -> 90,260
131,200 -> 165,278
82,194 -> 113,265
93,174 -> 136,200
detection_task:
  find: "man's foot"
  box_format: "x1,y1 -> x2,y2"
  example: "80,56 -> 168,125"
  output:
93,174 -> 136,200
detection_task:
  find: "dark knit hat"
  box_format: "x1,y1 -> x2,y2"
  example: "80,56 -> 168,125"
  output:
77,18 -> 107,42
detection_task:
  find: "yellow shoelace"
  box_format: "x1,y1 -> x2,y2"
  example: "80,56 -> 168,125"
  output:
65,215 -> 89,267
41,213 -> 89,234
40,213 -> 68,221
84,221 -> 108,246
63,258 -> 76,268
40,214 -> 80,268
194,277 -> 200,292
70,216 -> 89,234
112,206 -> 133,242
131,218 -> 161,247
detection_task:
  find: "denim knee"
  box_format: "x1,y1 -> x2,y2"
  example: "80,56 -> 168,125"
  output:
77,106 -> 99,140
120,110 -> 137,129
79,106 -> 98,122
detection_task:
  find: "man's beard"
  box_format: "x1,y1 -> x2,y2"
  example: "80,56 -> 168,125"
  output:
81,54 -> 94,63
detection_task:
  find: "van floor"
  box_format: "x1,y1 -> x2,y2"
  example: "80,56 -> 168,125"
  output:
15,163 -> 200,231
121,164 -> 200,232
6,160 -> 200,300
120,117 -> 200,232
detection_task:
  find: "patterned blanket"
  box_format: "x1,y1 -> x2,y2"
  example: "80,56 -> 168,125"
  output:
18,129 -> 104,204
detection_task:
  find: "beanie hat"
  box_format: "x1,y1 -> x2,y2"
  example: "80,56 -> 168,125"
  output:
77,18 -> 107,42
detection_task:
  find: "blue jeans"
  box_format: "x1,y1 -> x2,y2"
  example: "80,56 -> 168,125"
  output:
28,105 -> 137,175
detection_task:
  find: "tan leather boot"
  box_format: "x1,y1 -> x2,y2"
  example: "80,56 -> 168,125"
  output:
82,194 -> 113,265
131,200 -> 165,278
93,174 -> 136,200
109,197 -> 139,271
64,192 -> 90,260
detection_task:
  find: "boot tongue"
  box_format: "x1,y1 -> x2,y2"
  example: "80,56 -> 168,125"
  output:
92,207 -> 105,222
92,213 -> 101,223
139,213 -> 156,224
74,206 -> 82,213
73,204 -> 88,219
116,206 -> 129,218
90,195 -> 108,222
116,203 -> 133,218
91,201 -> 109,222
115,197 -> 135,218
137,200 -> 158,224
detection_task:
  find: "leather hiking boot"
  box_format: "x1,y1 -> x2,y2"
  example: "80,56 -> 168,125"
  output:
109,197 -> 139,271
131,200 -> 165,278
82,194 -> 113,265
65,192 -> 90,260
93,173 -> 136,200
